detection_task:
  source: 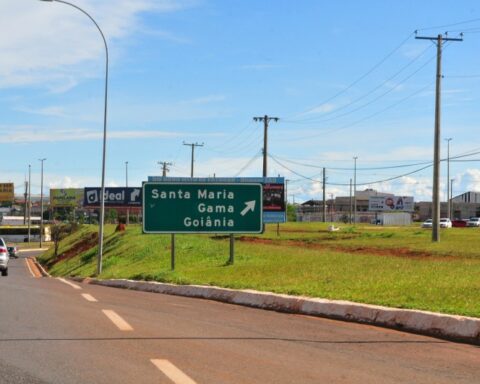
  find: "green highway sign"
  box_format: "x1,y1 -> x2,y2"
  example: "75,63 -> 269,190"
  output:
143,182 -> 263,233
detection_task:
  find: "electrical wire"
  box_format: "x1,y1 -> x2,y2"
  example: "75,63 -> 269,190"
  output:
285,44 -> 434,124
416,18 -> 480,32
269,150 -> 480,187
278,80 -> 435,142
207,119 -> 255,151
285,32 -> 415,120
269,153 -> 432,171
234,150 -> 262,177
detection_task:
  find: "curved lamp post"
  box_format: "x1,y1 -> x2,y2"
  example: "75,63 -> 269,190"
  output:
40,0 -> 108,275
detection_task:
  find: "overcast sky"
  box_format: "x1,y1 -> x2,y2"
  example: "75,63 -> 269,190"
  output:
1,0 -> 480,202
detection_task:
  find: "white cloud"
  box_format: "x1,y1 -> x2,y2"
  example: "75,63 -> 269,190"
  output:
0,127 -> 183,144
0,0 -> 196,90
303,103 -> 337,115
15,106 -> 68,118
455,169 -> 480,193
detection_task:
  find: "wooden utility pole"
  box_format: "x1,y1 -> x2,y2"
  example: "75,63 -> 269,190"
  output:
158,161 -> 173,177
349,178 -> 353,224
253,115 -> 279,177
415,32 -> 462,242
322,168 -> 326,222
183,142 -> 203,177
353,156 -> 357,225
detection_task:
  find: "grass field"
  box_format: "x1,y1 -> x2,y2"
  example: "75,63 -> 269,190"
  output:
38,222 -> 480,317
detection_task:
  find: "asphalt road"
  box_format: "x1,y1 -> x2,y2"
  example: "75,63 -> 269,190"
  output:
0,250 -> 478,384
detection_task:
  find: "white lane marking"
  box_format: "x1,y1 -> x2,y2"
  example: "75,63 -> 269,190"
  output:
25,259 -> 35,277
81,293 -> 98,302
102,310 -> 133,331
151,359 -> 197,384
58,278 -> 82,290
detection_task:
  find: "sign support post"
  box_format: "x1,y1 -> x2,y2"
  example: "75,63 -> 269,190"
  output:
171,234 -> 175,270
229,234 -> 234,265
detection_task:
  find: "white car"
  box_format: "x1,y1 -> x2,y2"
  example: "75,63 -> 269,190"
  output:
467,217 -> 480,227
439,218 -> 452,228
421,219 -> 432,228
0,237 -> 9,276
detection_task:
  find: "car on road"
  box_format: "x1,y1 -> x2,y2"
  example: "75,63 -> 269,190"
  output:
7,245 -> 18,258
0,237 -> 9,276
440,218 -> 452,228
421,219 -> 432,228
466,217 -> 480,227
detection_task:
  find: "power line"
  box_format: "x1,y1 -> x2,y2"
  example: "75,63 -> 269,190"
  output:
269,153 -> 432,171
269,153 -> 433,186
269,149 -> 480,187
234,150 -> 262,177
280,80 -> 434,142
286,44 -> 434,124
286,32 -> 415,120
416,17 -> 480,32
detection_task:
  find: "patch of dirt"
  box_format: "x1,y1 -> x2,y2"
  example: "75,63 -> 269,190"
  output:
50,232 -> 98,267
236,236 -> 455,260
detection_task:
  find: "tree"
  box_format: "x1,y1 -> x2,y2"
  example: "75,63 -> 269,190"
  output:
51,223 -> 69,257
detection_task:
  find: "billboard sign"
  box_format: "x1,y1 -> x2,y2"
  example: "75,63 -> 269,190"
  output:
84,187 -> 142,207
369,196 -> 414,212
50,189 -> 84,208
147,177 -> 286,223
143,182 -> 263,233
0,183 -> 14,202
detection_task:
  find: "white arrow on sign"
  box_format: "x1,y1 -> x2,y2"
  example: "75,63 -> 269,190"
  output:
240,200 -> 256,216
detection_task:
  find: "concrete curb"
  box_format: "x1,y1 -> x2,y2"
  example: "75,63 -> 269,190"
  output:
32,257 -> 51,278
18,248 -> 49,253
72,277 -> 480,345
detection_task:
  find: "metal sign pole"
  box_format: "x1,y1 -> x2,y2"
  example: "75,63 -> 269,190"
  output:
229,234 -> 234,265
171,233 -> 175,270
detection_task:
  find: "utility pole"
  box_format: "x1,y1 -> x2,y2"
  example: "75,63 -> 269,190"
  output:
353,156 -> 358,225
158,161 -> 173,177
349,178 -> 353,224
183,142 -> 203,177
445,138 -> 452,219
125,161 -> 129,225
450,178 -> 454,219
330,193 -> 334,222
253,115 -> 279,177
39,159 -> 46,247
28,164 -> 31,243
416,32 -> 462,242
322,168 -> 327,222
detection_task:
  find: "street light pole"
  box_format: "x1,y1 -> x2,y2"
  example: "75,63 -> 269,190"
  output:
40,0 -> 109,275
39,159 -> 46,248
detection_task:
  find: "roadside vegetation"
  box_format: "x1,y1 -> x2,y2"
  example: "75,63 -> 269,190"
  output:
38,222 -> 480,318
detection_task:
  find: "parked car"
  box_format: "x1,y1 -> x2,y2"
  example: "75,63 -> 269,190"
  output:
421,219 -> 432,228
466,217 -> 480,227
0,237 -> 9,276
452,219 -> 468,227
440,218 -> 452,228
7,245 -> 18,259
